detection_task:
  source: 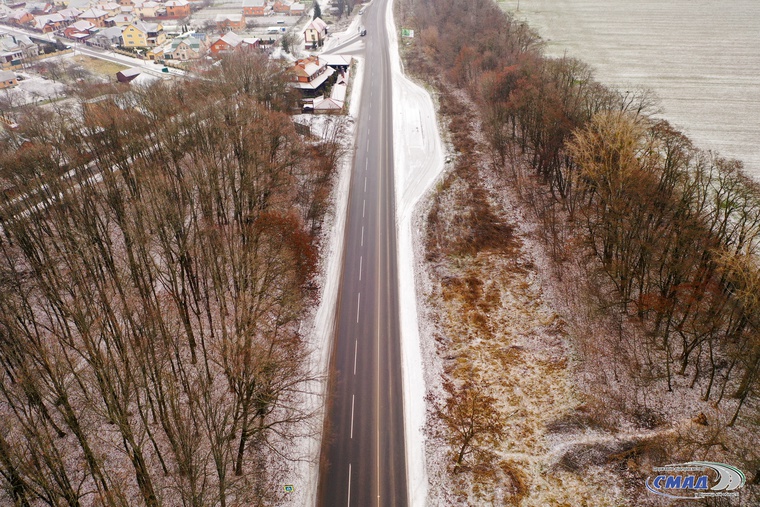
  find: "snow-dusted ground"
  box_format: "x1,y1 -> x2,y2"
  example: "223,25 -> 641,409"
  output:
501,0 -> 760,179
0,72 -> 66,107
385,0 -> 446,503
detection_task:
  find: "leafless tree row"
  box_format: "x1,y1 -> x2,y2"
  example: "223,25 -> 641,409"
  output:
0,55 -> 340,506
402,0 -> 760,474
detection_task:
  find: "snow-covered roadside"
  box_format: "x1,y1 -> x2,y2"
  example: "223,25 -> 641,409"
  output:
385,0 -> 446,504
286,55 -> 365,506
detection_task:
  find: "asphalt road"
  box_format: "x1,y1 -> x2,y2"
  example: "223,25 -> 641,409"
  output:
317,0 -> 408,505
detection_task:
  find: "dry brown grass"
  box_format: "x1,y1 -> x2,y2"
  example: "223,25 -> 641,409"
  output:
71,55 -> 128,77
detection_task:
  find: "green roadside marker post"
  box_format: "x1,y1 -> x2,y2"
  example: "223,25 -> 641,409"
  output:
284,485 -> 294,493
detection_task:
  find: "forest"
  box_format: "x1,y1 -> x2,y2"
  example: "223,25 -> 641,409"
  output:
0,53 -> 340,506
401,0 -> 760,502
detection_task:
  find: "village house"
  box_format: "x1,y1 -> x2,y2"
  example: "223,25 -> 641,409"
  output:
96,2 -> 122,15
272,0 -> 290,14
0,70 -> 18,89
8,10 -> 34,26
88,25 -> 124,48
303,16 -> 326,49
164,0 -> 190,18
57,7 -> 82,22
208,30 -> 259,55
162,31 -> 207,60
215,13 -> 245,31
133,0 -> 159,17
63,19 -> 96,39
242,0 -> 266,16
0,44 -> 21,69
289,2 -> 304,15
32,12 -> 66,32
0,34 -> 38,69
122,20 -> 165,46
288,55 -> 334,96
105,13 -> 134,26
78,8 -> 109,27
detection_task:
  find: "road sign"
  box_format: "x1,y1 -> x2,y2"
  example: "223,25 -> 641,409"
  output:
401,28 -> 414,38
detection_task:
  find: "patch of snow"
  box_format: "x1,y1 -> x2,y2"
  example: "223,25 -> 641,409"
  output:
0,73 -> 66,106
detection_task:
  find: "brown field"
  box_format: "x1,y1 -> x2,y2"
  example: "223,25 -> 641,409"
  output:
71,54 -> 128,77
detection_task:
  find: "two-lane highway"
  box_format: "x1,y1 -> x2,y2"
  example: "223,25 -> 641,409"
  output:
317,0 -> 408,505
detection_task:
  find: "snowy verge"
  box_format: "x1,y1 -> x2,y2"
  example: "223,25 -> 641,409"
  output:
287,55 -> 365,507
385,0 -> 446,504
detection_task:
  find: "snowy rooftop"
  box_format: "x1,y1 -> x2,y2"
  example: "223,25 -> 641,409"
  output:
305,16 -> 327,33
219,31 -> 242,46
215,13 -> 243,22
320,54 -> 352,67
69,19 -> 96,31
79,7 -> 108,18
118,67 -> 142,78
291,65 -> 335,90
311,96 -> 343,111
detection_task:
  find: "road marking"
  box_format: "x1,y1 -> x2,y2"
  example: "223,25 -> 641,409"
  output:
363,199 -> 365,217
364,176 -> 367,193
350,394 -> 355,438
356,292 -> 361,323
354,339 -> 358,375
359,255 -> 363,281
367,128 -> 370,137
365,158 -> 368,171
361,226 -> 364,246
376,304 -> 381,506
347,463 -> 352,507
